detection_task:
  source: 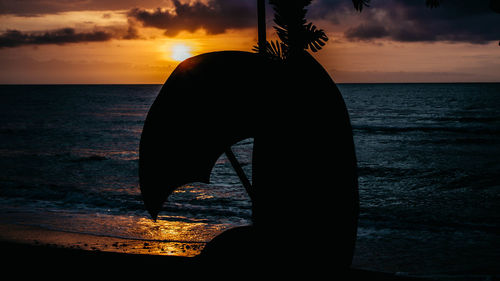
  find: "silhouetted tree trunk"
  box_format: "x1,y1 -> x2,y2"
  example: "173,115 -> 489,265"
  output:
257,0 -> 266,53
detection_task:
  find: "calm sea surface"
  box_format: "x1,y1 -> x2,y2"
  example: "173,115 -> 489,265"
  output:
0,84 -> 498,277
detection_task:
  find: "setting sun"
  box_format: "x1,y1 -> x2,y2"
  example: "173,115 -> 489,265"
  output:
171,44 -> 192,61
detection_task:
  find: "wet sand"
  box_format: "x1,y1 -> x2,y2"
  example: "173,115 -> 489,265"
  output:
0,223 -> 430,280
0,223 -> 200,278
0,223 -> 204,257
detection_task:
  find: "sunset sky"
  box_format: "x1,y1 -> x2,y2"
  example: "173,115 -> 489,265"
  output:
0,0 -> 499,84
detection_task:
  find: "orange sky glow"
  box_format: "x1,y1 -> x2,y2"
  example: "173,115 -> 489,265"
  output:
0,1 -> 499,84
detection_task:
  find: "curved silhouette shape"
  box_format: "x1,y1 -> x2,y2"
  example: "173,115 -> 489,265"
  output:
139,51 -> 282,219
139,50 -> 359,271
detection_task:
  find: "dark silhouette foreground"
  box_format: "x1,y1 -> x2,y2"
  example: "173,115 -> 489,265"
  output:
139,0 -> 500,273
0,240 -> 428,280
139,50 -> 359,273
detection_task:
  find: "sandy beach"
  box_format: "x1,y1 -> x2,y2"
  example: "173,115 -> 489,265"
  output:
0,223 -> 194,276
0,222 -> 429,280
2,222 -> 499,281
0,223 -> 204,257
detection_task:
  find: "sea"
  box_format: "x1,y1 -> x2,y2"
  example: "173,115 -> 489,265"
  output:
0,83 -> 498,279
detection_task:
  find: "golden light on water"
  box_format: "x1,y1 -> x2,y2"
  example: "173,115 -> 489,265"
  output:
0,214 -> 231,257
171,44 -> 192,61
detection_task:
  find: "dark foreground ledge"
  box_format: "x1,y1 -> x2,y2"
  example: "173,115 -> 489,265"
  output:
0,241 -> 429,280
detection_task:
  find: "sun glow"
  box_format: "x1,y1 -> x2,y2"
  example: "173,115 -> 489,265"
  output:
171,44 -> 192,61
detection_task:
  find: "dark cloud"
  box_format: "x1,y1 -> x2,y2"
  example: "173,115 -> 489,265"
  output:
0,28 -> 113,48
122,23 -> 141,40
128,0 -> 256,36
0,0 -> 166,16
338,0 -> 500,44
126,0 -> 498,43
1,0 -> 497,45
344,23 -> 388,40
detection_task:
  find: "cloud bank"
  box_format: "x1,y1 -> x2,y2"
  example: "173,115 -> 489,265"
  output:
0,0 -> 166,16
337,0 -> 500,44
1,0 -> 498,46
128,0 -> 256,36
0,27 -> 137,48
127,0 -> 499,43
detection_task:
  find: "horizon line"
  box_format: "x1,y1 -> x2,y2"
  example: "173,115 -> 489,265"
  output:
1,82 -> 500,86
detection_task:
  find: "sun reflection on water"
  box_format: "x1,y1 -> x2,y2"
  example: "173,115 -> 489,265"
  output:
0,210 -> 233,258
130,216 -> 229,256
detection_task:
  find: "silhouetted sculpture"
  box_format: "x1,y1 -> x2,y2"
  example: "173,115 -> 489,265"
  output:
139,49 -> 358,273
139,0 -> 359,274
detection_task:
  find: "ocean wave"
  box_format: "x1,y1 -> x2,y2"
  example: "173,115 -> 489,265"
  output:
357,166 -> 500,191
432,116 -> 500,123
352,125 -> 500,135
410,137 -> 499,145
0,181 -> 141,212
161,206 -> 251,223
358,215 -> 499,235
0,128 -> 17,135
51,151 -> 137,162
69,155 -> 108,162
357,166 -> 427,178
0,179 -> 251,222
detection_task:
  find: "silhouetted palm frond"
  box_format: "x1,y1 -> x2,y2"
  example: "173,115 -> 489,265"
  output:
269,40 -> 288,59
353,0 -> 370,12
253,40 -> 288,61
259,0 -> 328,60
270,0 -> 309,52
426,0 -> 441,8
303,22 -> 328,52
